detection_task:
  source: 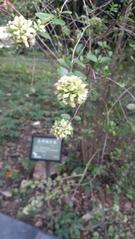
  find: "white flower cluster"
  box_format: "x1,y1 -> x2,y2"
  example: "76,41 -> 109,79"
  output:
7,15 -> 45,48
51,119 -> 73,139
55,75 -> 88,108
23,195 -> 44,215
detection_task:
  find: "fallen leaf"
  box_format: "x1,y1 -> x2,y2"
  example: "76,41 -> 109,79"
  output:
82,213 -> 91,222
35,218 -> 43,228
32,121 -> 41,127
0,190 -> 12,198
5,170 -> 13,178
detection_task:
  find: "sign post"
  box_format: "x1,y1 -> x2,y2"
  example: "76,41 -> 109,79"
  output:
30,135 -> 63,179
46,162 -> 51,178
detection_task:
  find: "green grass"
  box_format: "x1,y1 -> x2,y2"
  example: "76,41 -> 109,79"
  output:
0,51 -> 58,142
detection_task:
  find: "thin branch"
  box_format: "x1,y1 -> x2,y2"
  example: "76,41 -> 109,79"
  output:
37,35 -> 58,60
101,134 -> 108,163
71,26 -> 89,65
60,0 -> 71,14
72,150 -> 100,198
108,78 -> 135,101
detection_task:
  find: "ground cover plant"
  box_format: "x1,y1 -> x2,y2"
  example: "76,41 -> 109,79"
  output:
0,0 -> 135,238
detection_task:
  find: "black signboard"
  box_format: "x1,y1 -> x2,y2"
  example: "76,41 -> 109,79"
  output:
30,135 -> 63,162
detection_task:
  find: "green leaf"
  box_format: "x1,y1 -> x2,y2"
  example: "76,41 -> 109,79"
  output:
61,114 -> 71,120
102,65 -> 111,77
126,103 -> 135,110
51,18 -> 65,26
62,25 -> 71,36
99,56 -> 111,64
98,41 -> 109,49
129,44 -> 135,51
76,44 -> 84,55
73,71 -> 87,80
58,58 -> 70,68
74,116 -> 81,122
131,125 -> 135,132
86,53 -> 98,63
58,66 -> 69,76
36,12 -> 54,23
38,31 -> 51,40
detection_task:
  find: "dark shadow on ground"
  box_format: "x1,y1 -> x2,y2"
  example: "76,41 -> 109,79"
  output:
0,213 -> 60,239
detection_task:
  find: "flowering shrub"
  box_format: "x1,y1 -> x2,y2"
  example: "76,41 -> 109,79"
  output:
55,75 -> 88,108
7,15 -> 45,47
51,119 -> 73,139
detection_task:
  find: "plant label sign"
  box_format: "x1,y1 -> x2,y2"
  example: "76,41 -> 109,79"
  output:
30,135 -> 63,162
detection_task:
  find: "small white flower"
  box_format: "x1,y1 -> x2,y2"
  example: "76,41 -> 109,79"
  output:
20,180 -> 31,189
113,204 -> 119,212
22,205 -> 32,215
22,195 -> 44,215
34,19 -> 45,32
55,75 -> 88,108
51,119 -> 73,139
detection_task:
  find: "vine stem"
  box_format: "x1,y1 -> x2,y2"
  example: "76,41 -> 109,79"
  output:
71,26 -> 89,66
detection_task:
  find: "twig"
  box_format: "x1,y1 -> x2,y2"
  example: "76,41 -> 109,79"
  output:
72,150 -> 99,198
60,0 -> 71,14
70,105 -> 81,122
101,134 -> 108,163
37,35 -> 58,60
108,78 -> 135,101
